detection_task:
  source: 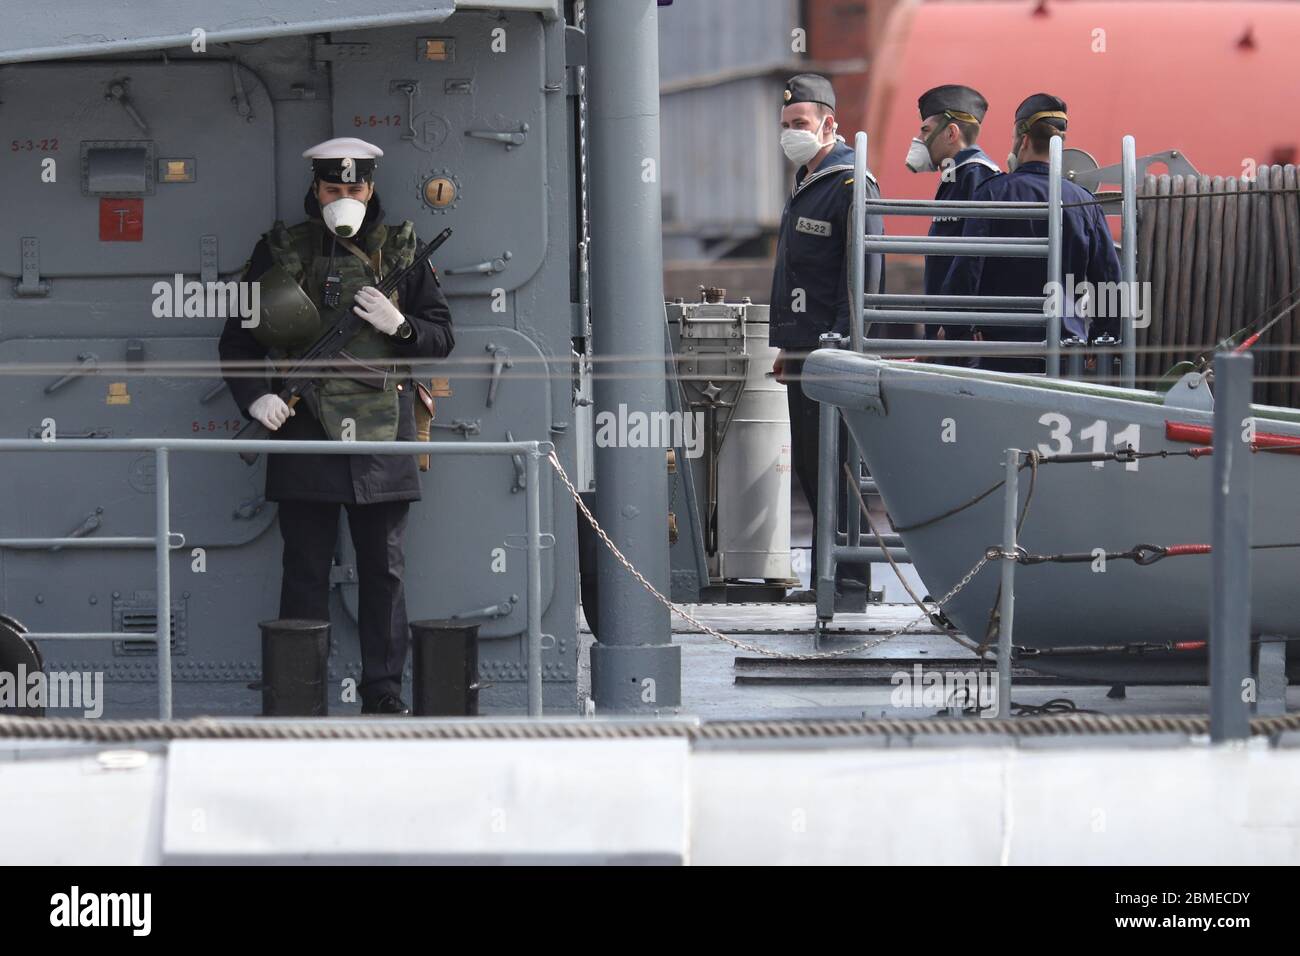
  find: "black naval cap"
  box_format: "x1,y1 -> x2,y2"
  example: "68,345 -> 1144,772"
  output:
783,73 -> 836,111
917,84 -> 988,124
1014,93 -> 1068,134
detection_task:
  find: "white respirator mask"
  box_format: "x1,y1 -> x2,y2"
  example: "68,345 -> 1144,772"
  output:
904,138 -> 937,173
1007,134 -> 1024,173
322,197 -> 367,238
781,128 -> 824,166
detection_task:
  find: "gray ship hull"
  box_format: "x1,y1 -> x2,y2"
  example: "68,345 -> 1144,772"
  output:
804,350 -> 1300,683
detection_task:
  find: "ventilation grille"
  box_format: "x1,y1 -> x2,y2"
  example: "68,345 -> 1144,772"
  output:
113,593 -> 186,657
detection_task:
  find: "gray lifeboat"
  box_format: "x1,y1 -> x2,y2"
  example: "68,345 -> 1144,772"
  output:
804,349 -> 1300,683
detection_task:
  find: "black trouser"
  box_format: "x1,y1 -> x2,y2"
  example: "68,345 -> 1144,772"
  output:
977,323 -> 1044,374
923,319 -> 980,368
277,499 -> 411,704
784,354 -> 869,589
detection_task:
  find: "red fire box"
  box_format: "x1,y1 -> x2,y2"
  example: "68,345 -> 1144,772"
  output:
99,198 -> 144,241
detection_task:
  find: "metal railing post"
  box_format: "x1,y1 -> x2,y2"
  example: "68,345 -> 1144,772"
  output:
154,446 -> 173,720
844,438 -> 862,584
1065,339 -> 1084,379
1121,135 -> 1139,388
525,448 -> 543,717
1046,136 -> 1063,377
998,449 -> 1019,719
1210,353 -> 1252,741
815,391 -> 839,621
850,131 -> 867,352
854,128 -> 1077,367
0,436 -> 547,720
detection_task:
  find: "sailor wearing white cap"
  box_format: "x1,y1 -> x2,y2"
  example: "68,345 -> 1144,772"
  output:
218,135 -> 455,715
301,137 -> 385,237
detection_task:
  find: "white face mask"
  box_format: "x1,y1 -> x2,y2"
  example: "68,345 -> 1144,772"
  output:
905,137 -> 936,173
781,128 -> 824,166
322,196 -> 367,237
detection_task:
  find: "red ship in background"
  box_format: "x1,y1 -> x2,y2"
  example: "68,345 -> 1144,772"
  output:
863,0 -> 1300,238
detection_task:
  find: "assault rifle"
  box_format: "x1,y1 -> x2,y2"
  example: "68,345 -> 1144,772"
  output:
233,227 -> 452,464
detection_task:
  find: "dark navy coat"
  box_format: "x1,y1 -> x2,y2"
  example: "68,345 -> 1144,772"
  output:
768,141 -> 885,350
940,160 -> 1121,368
924,146 -> 1001,295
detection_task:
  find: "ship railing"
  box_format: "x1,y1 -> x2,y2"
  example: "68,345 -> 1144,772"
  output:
814,131 -> 1139,622
0,436 -> 554,720
847,130 -> 1141,387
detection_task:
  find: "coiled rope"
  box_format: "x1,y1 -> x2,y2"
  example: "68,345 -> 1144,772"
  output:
1135,167 -> 1300,404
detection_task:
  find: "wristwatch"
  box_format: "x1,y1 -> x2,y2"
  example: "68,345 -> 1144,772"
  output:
395,317 -> 414,339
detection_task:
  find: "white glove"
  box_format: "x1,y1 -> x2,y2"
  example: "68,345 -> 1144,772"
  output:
249,393 -> 294,431
353,286 -> 406,336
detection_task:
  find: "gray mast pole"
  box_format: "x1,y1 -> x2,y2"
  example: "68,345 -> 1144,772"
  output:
1209,352 -> 1252,741
997,449 -> 1019,719
1120,135 -> 1138,388
586,0 -> 681,713
1046,136 -> 1063,377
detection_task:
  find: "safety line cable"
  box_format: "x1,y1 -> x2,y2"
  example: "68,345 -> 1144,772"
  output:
549,450 -> 958,660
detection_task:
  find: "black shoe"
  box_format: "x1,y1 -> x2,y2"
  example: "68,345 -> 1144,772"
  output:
784,588 -> 817,603
361,693 -> 410,715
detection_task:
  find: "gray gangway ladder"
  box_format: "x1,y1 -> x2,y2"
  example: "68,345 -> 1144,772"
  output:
811,131 -> 1140,623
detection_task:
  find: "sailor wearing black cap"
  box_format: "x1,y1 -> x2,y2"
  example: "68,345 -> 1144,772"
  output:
907,85 -> 1001,306
940,94 -> 1120,372
768,74 -> 884,605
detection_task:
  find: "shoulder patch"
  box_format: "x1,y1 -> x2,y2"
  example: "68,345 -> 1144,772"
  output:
795,216 -> 832,237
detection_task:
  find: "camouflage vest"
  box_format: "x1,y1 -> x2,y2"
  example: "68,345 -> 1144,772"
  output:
264,218 -> 417,442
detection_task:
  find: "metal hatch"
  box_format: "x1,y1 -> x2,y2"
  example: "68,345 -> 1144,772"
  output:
0,61 -> 274,280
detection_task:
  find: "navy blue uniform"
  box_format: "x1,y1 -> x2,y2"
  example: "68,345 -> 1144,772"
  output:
768,140 -> 884,349
924,146 -> 1001,296
769,140 -> 883,596
940,160 -> 1120,371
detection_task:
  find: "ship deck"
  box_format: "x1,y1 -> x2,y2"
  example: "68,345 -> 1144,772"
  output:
577,497 -> 1298,720
578,599 -> 1300,720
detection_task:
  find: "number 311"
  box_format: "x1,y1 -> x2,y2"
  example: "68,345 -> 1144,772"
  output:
1037,413 -> 1140,470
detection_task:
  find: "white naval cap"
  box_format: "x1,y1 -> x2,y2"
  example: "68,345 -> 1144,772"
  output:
303,137 -> 384,183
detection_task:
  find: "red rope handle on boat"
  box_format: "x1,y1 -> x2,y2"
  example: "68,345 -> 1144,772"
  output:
1233,331 -> 1263,353
1163,543 -> 1213,557
1131,543 -> 1212,565
1166,421 -> 1300,452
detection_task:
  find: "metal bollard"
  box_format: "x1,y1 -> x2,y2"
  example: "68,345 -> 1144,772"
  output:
411,619 -> 480,716
258,618 -> 329,717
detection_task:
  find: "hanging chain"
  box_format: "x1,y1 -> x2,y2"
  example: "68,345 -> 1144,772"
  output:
547,450 -> 990,660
